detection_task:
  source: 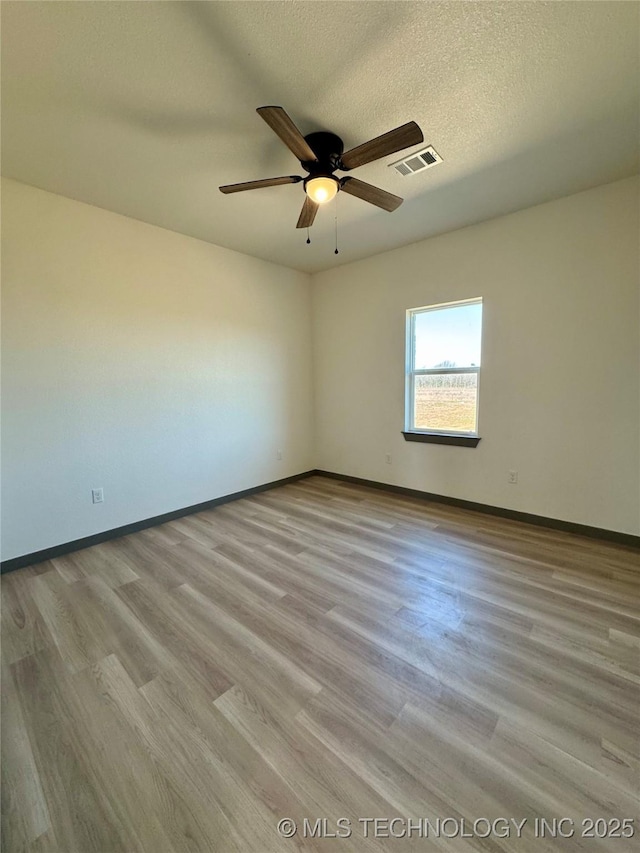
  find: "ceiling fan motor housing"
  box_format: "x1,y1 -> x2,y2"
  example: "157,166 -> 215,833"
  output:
302,131 -> 344,175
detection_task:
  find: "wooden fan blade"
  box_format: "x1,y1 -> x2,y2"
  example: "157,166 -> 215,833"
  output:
257,106 -> 318,163
340,177 -> 403,211
296,196 -> 319,228
341,121 -> 423,170
219,176 -> 302,194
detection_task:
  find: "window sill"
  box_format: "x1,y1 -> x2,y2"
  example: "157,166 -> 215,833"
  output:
402,431 -> 481,447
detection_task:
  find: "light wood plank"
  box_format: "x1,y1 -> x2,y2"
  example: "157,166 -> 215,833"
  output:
2,475 -> 638,852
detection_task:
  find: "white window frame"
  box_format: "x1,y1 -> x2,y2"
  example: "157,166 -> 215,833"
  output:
405,297 -> 482,436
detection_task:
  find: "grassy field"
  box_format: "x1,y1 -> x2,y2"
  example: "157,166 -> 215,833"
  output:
414,375 -> 477,432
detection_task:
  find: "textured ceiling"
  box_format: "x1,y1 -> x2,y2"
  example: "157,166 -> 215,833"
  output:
2,1 -> 638,273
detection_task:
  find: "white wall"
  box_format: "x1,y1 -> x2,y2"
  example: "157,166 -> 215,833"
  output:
312,177 -> 640,535
3,176 -> 638,561
1,179 -> 314,561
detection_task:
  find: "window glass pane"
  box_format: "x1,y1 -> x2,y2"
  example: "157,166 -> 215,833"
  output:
413,372 -> 478,433
414,302 -> 482,369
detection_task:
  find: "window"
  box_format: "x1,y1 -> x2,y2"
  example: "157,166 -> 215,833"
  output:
404,298 -> 482,446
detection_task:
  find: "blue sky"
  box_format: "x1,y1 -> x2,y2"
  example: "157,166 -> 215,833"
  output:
414,302 -> 482,368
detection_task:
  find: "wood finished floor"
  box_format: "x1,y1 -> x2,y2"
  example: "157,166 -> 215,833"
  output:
2,475 -> 639,852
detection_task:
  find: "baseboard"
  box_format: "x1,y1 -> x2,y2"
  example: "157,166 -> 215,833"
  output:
3,467 -> 637,574
313,470 -> 640,549
0,470 -> 316,574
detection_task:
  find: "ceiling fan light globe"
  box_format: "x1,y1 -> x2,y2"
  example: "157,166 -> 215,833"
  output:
305,176 -> 339,205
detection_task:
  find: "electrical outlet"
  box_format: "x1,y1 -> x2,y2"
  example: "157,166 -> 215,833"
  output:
277,449 -> 283,461
508,471 -> 518,485
385,453 -> 392,464
92,488 -> 104,504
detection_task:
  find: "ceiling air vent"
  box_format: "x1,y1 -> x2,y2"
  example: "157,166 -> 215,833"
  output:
390,146 -> 442,176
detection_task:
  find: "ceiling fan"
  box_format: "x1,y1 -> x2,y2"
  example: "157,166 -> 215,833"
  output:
219,106 -> 424,228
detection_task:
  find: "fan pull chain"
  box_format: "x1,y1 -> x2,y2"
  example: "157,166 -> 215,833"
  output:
306,227 -> 311,245
334,196 -> 339,255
